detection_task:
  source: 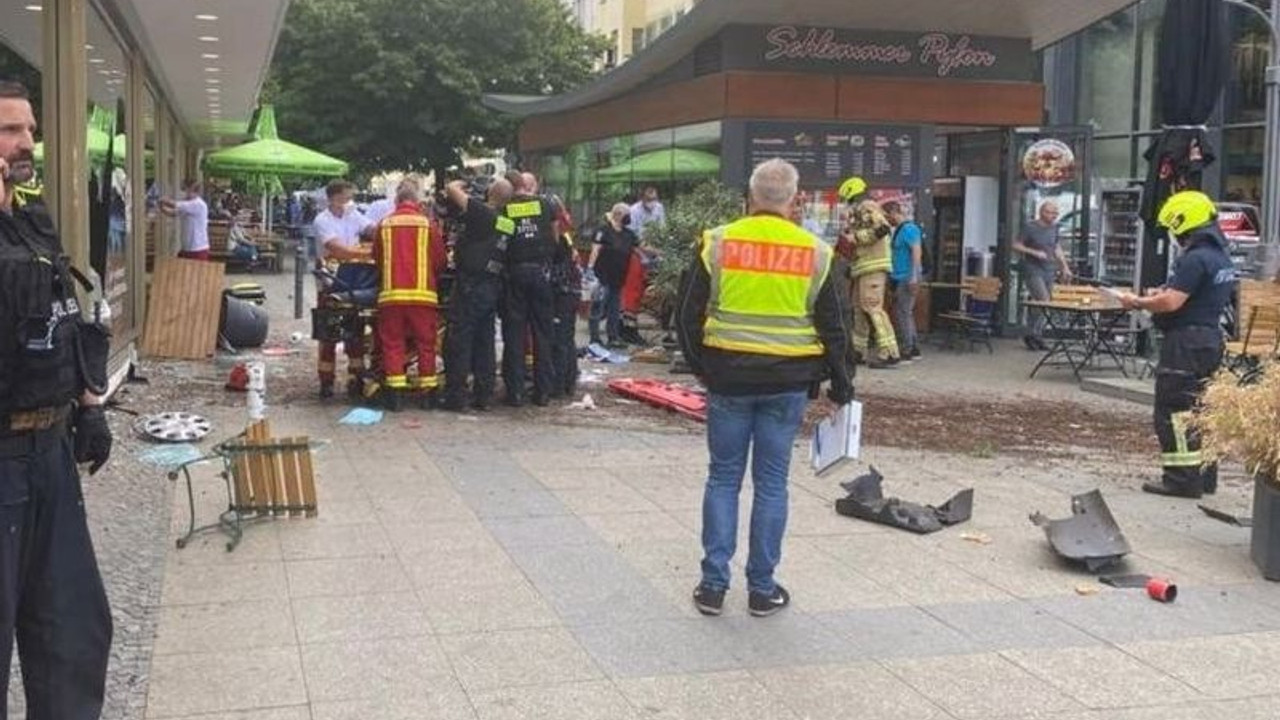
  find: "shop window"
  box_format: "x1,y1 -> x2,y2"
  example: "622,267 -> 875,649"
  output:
1136,0 -> 1166,131
1222,127 -> 1264,205
1,2 -> 44,201
1225,0 -> 1270,124
631,28 -> 644,54
1093,137 -> 1134,185
86,6 -> 132,339
1077,7 -> 1137,135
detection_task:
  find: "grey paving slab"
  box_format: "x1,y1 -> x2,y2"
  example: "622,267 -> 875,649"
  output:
485,515 -> 602,549
815,606 -> 981,661
277,522 -> 394,561
505,542 -> 684,626
469,489 -> 574,519
884,652 -> 1086,719
145,647 -> 306,719
471,680 -> 641,720
752,661 -> 952,720
418,576 -> 562,634
610,536 -> 702,579
553,481 -> 664,516
160,561 -> 288,607
299,636 -> 453,703
616,671 -> 802,720
165,524 -> 284,567
308,496 -> 380,526
291,592 -> 433,643
808,534 -> 1017,605
1032,586 -> 1280,645
570,618 -> 743,677
1002,645 -> 1203,710
579,510 -> 697,545
440,628 -> 603,693
710,614 -> 866,670
1121,632 -> 1280,700
371,490 -> 479,525
1069,696 -> 1280,720
923,599 -> 1101,652
308,684 -> 478,720
284,557 -> 411,598
777,538 -> 910,612
156,707 -> 312,720
153,600 -> 296,656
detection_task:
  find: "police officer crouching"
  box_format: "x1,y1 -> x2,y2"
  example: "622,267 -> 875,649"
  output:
0,79 -> 113,718
1117,191 -> 1237,498
499,173 -> 560,407
441,177 -> 513,411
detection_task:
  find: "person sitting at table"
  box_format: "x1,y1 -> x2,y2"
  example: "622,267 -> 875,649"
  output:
1014,200 -> 1074,351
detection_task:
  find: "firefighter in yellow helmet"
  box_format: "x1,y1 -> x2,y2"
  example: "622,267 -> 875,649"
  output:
677,158 -> 853,617
1116,191 -> 1237,498
838,177 -> 898,367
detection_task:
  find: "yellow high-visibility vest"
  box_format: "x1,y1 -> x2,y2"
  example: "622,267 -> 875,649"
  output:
699,214 -> 832,358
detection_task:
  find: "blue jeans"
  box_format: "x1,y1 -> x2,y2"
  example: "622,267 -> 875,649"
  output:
701,391 -> 809,595
588,284 -> 622,343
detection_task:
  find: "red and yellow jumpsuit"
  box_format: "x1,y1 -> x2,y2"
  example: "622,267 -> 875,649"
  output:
372,204 -> 447,393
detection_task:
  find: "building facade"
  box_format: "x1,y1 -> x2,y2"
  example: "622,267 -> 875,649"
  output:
575,0 -> 701,67
1,0 -> 285,383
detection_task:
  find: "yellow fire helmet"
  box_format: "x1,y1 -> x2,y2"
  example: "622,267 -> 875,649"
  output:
837,176 -> 867,204
1157,190 -> 1217,237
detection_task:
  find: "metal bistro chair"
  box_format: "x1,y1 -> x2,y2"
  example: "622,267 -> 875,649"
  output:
1226,304 -> 1280,384
170,420 -> 319,551
937,277 -> 1002,353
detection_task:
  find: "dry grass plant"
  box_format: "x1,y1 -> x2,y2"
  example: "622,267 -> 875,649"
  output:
1191,362 -> 1280,484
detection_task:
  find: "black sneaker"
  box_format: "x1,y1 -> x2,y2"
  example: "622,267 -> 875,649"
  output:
748,584 -> 791,617
692,584 -> 725,616
908,347 -> 923,361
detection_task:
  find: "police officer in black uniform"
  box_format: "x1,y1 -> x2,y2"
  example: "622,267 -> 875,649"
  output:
0,79 -> 114,719
1118,191 -> 1237,499
441,177 -> 514,411
499,173 -> 560,406
548,197 -> 581,398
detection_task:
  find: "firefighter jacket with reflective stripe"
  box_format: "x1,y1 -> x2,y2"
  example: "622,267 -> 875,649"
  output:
372,204 -> 446,306
699,214 -> 833,358
844,201 -> 893,277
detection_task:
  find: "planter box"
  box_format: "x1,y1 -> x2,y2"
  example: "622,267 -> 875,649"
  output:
1251,478 -> 1280,581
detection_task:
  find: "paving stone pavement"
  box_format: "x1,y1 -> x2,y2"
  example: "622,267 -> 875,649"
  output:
137,397 -> 1280,720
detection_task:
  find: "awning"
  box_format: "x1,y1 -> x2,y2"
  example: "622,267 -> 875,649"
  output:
486,0 -> 1138,118
203,105 -> 348,179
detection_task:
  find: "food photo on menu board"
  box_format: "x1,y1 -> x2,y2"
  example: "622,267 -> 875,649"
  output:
1021,138 -> 1077,189
746,121 -> 923,188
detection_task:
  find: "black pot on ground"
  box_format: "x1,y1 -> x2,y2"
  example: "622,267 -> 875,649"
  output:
1251,476 -> 1280,581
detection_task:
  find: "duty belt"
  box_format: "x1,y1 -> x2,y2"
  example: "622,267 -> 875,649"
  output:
2,404 -> 71,433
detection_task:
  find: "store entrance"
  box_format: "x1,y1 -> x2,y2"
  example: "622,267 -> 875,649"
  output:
929,126 -> 1094,332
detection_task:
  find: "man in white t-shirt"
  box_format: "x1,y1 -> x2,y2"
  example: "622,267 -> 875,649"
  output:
313,179 -> 376,398
159,179 -> 210,260
363,193 -> 396,225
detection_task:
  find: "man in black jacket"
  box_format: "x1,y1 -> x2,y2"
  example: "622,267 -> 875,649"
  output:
677,158 -> 854,618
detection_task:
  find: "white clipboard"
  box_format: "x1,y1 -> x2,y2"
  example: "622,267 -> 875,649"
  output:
810,401 -> 863,476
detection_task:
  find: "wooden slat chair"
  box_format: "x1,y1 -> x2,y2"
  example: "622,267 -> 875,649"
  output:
937,277 -> 1002,353
1226,304 -> 1280,384
171,419 -> 319,551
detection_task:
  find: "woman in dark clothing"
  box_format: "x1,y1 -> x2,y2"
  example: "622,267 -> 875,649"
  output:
586,202 -> 638,347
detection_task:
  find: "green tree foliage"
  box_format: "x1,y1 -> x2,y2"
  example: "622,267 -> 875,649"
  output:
641,181 -> 744,302
267,0 -> 607,176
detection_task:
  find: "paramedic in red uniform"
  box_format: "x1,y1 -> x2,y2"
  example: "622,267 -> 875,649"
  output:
372,179 -> 447,410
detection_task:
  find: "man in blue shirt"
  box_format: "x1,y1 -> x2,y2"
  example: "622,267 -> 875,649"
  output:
884,202 -> 923,361
1118,191 -> 1237,498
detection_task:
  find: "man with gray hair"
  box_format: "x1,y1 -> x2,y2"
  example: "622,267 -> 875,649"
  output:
1014,200 -> 1074,350
677,158 -> 854,617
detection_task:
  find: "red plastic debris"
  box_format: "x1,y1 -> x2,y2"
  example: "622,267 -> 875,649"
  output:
608,378 -> 706,422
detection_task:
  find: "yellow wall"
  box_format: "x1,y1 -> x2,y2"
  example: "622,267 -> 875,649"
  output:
583,0 -> 698,64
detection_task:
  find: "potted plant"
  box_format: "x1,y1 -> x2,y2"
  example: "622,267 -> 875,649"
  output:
640,181 -> 743,306
1191,363 -> 1280,579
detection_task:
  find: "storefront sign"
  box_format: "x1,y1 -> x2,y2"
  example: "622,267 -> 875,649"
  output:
722,25 -> 1033,81
746,121 -> 924,188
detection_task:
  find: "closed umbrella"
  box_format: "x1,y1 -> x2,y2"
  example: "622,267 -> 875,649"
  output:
1141,0 -> 1230,225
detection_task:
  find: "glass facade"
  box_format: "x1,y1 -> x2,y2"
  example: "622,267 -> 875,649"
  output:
531,120 -> 722,238
1047,0 -> 1270,203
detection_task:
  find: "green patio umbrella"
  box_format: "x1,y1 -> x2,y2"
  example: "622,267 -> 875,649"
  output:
593,148 -> 720,183
203,106 -> 348,179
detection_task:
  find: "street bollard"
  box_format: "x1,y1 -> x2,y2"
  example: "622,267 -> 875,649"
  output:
294,241 -> 305,320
